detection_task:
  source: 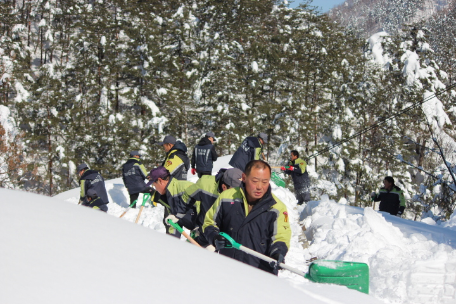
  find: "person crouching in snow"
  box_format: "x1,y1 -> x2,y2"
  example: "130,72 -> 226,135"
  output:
83,188 -> 108,212
146,166 -> 194,238
77,163 -> 109,212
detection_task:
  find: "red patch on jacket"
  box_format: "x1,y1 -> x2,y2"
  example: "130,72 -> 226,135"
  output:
166,160 -> 172,166
283,211 -> 288,222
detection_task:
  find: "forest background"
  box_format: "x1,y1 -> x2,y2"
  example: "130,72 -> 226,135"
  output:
1,0 -> 456,222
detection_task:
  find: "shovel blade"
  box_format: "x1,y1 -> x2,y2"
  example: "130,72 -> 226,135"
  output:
271,172 -> 286,188
305,260 -> 369,294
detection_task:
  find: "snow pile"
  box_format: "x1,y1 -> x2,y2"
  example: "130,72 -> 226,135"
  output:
1,188 -> 342,304
301,196 -> 456,304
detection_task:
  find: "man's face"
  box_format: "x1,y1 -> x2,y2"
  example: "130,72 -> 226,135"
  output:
383,179 -> 393,190
242,167 -> 270,203
153,178 -> 168,195
163,143 -> 173,153
208,137 -> 214,144
290,153 -> 298,161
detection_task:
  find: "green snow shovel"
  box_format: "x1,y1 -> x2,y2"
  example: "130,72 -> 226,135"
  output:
167,219 -> 202,248
271,172 -> 286,188
119,199 -> 138,218
219,232 -> 369,294
135,193 -> 151,223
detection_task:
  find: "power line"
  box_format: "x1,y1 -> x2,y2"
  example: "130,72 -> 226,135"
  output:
308,82 -> 456,160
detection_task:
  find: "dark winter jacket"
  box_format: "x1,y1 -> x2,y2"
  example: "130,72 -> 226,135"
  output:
284,158 -> 310,191
373,185 -> 406,216
229,137 -> 263,172
162,141 -> 190,180
191,137 -> 218,174
79,170 -> 109,206
82,197 -> 108,212
156,177 -> 195,230
122,158 -> 148,194
181,171 -> 225,246
203,184 -> 291,275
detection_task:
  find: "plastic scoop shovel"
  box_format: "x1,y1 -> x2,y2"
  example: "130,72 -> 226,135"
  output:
219,232 -> 369,294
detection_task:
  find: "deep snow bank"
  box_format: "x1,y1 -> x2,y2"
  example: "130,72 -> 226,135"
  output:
0,188 -> 380,304
301,196 -> 456,304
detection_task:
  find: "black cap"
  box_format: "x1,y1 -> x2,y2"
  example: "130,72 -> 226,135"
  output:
77,163 -> 88,173
130,150 -> 141,157
146,166 -> 170,186
223,168 -> 243,188
157,135 -> 176,146
206,131 -> 216,141
258,132 -> 268,143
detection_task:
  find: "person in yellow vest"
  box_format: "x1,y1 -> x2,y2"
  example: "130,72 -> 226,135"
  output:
203,160 -> 291,275
157,135 -> 190,180
146,166 -> 194,238
371,176 -> 406,216
281,150 -> 311,205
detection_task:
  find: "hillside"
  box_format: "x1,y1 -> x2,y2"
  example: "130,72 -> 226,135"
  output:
328,0 -> 454,37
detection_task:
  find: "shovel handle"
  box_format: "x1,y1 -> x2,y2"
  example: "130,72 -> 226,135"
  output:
220,232 -> 306,276
135,205 -> 144,223
167,219 -> 202,248
119,209 -> 129,218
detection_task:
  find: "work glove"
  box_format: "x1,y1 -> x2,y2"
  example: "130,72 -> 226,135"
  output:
191,168 -> 197,175
205,245 -> 216,252
165,214 -> 179,225
280,166 -> 286,171
213,234 -> 228,251
270,253 -> 285,271
190,227 -> 200,239
142,187 -> 155,194
397,206 -> 405,217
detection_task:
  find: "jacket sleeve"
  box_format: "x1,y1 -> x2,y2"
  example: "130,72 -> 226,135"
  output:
181,183 -> 200,207
202,197 -> 223,245
165,155 -> 184,176
399,191 -> 406,207
254,147 -> 262,160
88,197 -> 105,207
268,203 -> 291,258
372,190 -> 381,202
294,160 -> 306,175
211,145 -> 218,162
137,163 -> 148,179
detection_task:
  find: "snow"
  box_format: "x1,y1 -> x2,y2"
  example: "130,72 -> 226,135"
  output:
0,105 -> 18,138
1,161 -> 378,304
366,32 -> 390,66
4,157 -> 456,303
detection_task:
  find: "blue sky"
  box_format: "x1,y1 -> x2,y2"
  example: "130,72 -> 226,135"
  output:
289,0 -> 346,12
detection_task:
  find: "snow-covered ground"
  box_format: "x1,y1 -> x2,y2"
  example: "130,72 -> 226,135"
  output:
3,156 -> 455,303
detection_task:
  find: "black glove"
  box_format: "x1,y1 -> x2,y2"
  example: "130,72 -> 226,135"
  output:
213,235 -> 228,251
397,206 -> 405,216
270,253 -> 284,271
141,186 -> 155,194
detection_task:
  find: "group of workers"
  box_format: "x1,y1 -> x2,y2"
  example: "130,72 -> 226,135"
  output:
76,131 -> 406,275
